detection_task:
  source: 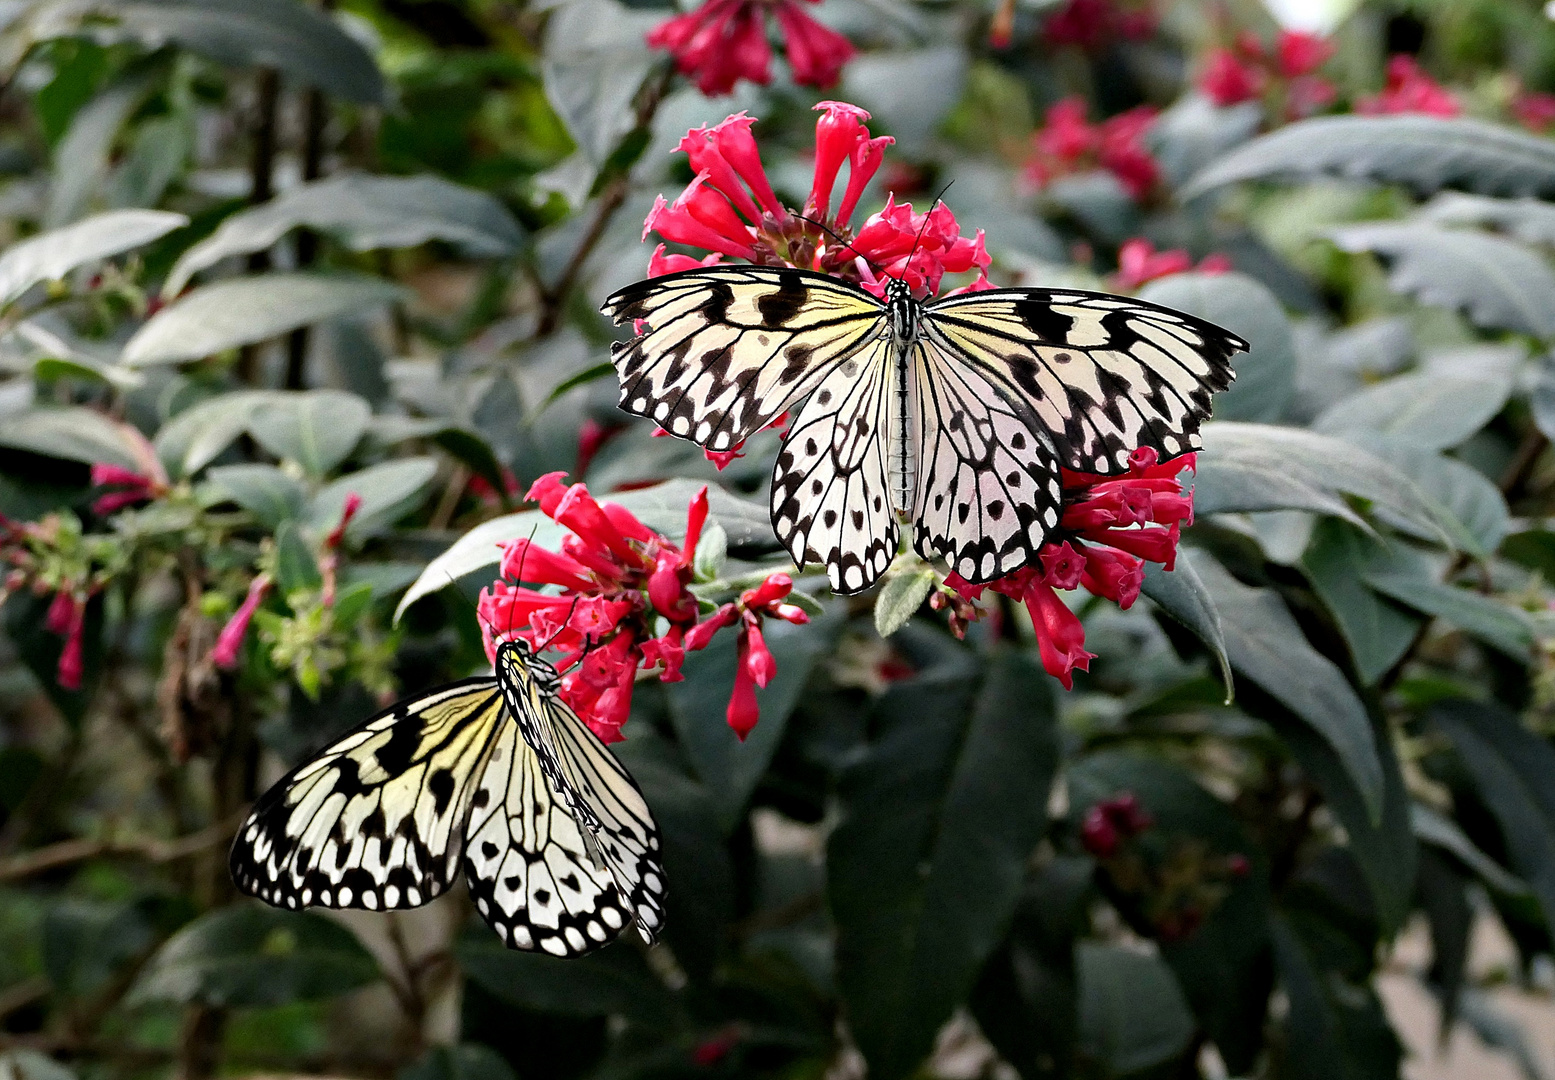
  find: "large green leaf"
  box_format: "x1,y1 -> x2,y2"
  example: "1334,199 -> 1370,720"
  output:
1184,115 -> 1555,199
36,0 -> 386,104
0,406 -> 141,469
1330,223 -> 1555,340
152,390 -> 277,478
123,273 -> 406,366
1140,551 -> 1233,695
1193,555 -> 1385,823
164,174 -> 525,295
665,606 -> 845,831
1420,191 -> 1555,246
1075,943 -> 1195,1076
202,463 -> 306,528
1312,349 -> 1518,451
247,389 -> 371,478
1364,573 -> 1534,661
1137,271 -> 1295,422
1431,699 -> 1555,935
1354,437 -> 1508,557
1299,519 -> 1424,685
45,64 -> 161,226
540,0 -> 659,166
1270,912 -> 1402,1080
128,905 -> 379,1007
0,209 -> 186,305
829,647 -> 1059,1080
308,458 -> 440,543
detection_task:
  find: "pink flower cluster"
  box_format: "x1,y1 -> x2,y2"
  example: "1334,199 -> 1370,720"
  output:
1356,55 -> 1459,117
1041,0 -> 1155,51
947,447 -> 1193,689
1081,791 -> 1153,858
477,476 -> 807,742
1111,238 -> 1230,292
1513,87 -> 1555,133
646,104 -> 991,299
1023,97 -> 1161,202
647,0 -> 853,97
1198,29 -> 1336,119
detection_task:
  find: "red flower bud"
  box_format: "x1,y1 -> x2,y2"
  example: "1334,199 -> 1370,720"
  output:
1080,805 -> 1119,857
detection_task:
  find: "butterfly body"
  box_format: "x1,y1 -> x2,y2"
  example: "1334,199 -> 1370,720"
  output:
603,266 -> 1245,594
229,639 -> 665,958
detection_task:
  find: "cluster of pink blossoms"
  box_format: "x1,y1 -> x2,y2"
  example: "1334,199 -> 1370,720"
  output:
1111,237 -> 1230,292
1356,55 -> 1460,117
1197,29 -> 1336,120
945,448 -> 1193,689
1040,0 -> 1155,51
1022,97 -> 1161,202
646,104 -> 991,298
647,0 -> 853,97
477,475 -> 807,742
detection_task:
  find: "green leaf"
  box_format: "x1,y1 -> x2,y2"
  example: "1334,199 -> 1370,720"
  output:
1184,115 -> 1555,200
365,418 -> 509,509
0,1050 -> 77,1080
542,362 -> 615,408
1419,191 -> 1555,246
1411,802 -> 1530,897
0,406 -> 141,468
1276,709 -> 1417,934
541,0 -> 660,165
666,607 -> 845,832
274,520 -> 322,593
1299,519 -> 1423,685
1354,437 -> 1507,557
153,390 -> 275,479
873,568 -> 935,638
45,64 -> 161,227
1075,942 -> 1195,1076
43,898 -> 154,999
1270,913 -> 1402,1080
841,46 -> 969,156
1194,554 -> 1385,823
247,389 -> 371,477
164,174 -> 525,295
128,905 -> 379,1007
1431,699 -> 1555,936
202,463 -> 306,528
455,932 -> 675,1025
55,0 -> 386,104
123,272 -> 406,366
0,209 -> 186,306
1312,348 -> 1519,451
399,1045 -> 516,1080
829,647 -> 1060,1080
308,458 -> 439,543
1140,551 -> 1233,696
1196,422 -> 1457,547
1330,223 -> 1555,340
1364,573 -> 1534,661
393,480 -> 777,622
1137,271 -> 1295,422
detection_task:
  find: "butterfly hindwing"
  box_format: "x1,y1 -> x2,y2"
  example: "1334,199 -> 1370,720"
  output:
911,337 -> 1063,583
229,679 -> 505,912
769,337 -> 899,594
463,721 -> 634,957
922,288 -> 1243,474
602,266 -> 884,452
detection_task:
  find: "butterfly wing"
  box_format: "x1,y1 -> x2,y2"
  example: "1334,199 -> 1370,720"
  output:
601,266 -> 885,452
922,288 -> 1244,474
230,679 -> 504,911
910,337 -> 1064,583
770,337 -> 898,594
491,645 -> 667,949
462,720 -> 641,956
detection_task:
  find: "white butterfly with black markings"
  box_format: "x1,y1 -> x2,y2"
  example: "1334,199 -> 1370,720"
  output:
229,638 -> 665,958
602,267 -> 1245,594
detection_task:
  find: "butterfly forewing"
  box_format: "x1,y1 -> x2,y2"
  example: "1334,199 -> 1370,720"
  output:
922,289 -> 1243,474
229,679 -> 505,912
770,336 -> 899,594
911,336 -> 1064,583
603,266 -> 884,451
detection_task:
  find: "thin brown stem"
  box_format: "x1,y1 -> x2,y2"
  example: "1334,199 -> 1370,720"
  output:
0,813 -> 243,884
285,0 -> 337,390
237,67 -> 282,385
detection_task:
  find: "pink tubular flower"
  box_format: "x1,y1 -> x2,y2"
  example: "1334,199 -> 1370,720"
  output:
946,447 -> 1194,689
1276,30 -> 1333,78
1042,0 -> 1155,50
212,574 -> 272,671
648,0 -> 853,96
1357,56 -> 1460,117
1200,48 -> 1265,106
1513,89 -> 1555,134
1025,98 -> 1161,203
90,463 -> 164,516
1194,30 -> 1335,119
643,105 -> 989,301
45,591 -> 85,690
479,479 -> 810,741
1111,238 -> 1230,291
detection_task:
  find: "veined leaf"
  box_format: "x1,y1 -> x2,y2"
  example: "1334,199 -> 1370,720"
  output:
0,209 -> 186,306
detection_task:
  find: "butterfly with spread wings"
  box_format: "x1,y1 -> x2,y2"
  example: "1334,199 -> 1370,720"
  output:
229,637 -> 665,958
602,267 -> 1246,594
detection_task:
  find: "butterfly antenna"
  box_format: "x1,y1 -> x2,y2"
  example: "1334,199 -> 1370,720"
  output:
901,181 -> 955,283
500,523 -> 542,644
794,213 -> 882,276
536,594 -> 582,655
441,569 -> 503,652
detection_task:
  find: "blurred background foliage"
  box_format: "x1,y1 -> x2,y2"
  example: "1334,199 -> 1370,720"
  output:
3,0 -> 1555,1079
